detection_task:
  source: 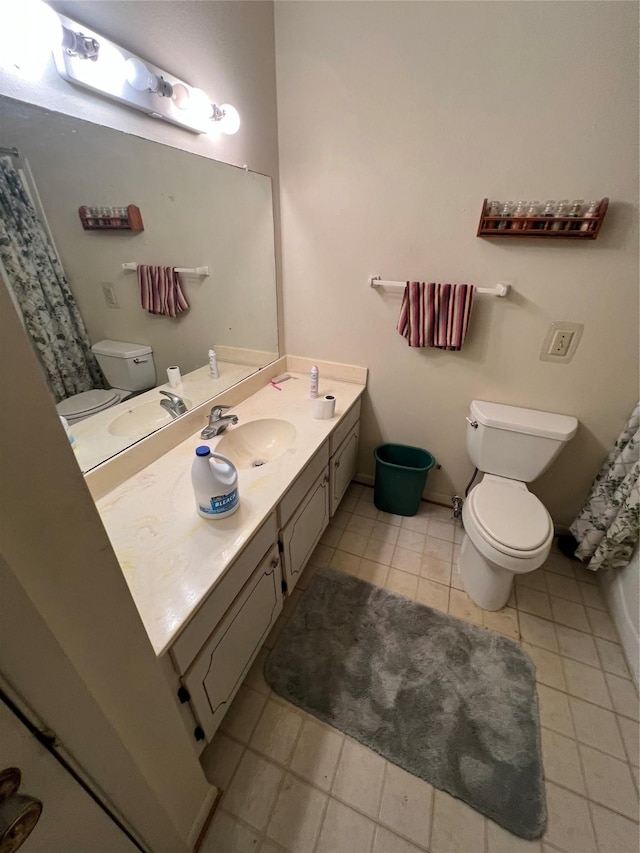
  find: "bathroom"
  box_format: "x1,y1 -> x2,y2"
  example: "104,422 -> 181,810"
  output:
0,1 -> 638,852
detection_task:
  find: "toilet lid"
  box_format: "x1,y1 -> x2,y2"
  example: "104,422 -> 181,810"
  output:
56,389 -> 120,418
471,481 -> 551,552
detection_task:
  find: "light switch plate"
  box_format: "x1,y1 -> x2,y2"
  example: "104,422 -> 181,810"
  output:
102,282 -> 119,309
540,321 -> 584,363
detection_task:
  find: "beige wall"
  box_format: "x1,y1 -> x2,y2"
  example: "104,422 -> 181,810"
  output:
0,1 -> 281,846
275,0 -> 639,526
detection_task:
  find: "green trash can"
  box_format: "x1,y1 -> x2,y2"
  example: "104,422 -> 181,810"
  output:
373,443 -> 436,517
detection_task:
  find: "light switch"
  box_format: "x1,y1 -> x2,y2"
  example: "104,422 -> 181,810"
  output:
540,322 -> 584,363
102,282 -> 119,308
549,329 -> 574,357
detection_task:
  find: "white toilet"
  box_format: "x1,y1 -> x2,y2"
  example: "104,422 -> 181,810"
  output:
56,339 -> 156,425
459,400 -> 578,611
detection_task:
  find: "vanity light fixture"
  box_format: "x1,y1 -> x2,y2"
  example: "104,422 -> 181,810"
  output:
0,1 -> 240,136
52,10 -> 240,134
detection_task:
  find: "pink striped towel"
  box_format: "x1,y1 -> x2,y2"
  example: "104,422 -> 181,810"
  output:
137,265 -> 190,317
397,282 -> 475,350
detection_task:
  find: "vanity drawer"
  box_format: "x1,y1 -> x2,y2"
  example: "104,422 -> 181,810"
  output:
277,440 -> 329,528
329,399 -> 361,456
170,512 -> 278,674
181,546 -> 283,742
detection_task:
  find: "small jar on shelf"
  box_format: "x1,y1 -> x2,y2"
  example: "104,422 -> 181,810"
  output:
525,200 -> 541,230
580,200 -> 600,232
486,200 -> 500,229
551,200 -> 569,231
512,201 -> 528,230
497,200 -> 514,230
567,199 -> 585,230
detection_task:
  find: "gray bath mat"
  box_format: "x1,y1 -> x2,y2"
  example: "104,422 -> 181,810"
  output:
265,568 -> 546,840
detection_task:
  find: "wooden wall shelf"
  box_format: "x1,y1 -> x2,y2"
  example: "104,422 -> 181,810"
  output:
78,204 -> 144,232
477,198 -> 608,240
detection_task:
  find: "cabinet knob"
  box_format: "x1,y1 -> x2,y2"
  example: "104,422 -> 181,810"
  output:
334,459 -> 340,468
194,726 -> 205,741
270,557 -> 279,569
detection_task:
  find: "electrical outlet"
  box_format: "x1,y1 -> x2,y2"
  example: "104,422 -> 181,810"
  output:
540,322 -> 584,363
102,282 -> 119,308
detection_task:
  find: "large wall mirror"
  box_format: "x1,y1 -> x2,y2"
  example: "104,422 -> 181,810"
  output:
0,97 -> 278,472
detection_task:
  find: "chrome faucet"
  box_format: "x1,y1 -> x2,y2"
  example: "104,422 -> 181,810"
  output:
201,405 -> 239,439
159,390 -> 187,419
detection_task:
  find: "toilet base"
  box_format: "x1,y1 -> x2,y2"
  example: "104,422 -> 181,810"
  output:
459,535 -> 513,611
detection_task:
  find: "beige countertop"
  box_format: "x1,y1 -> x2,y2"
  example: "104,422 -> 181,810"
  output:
97,370 -> 366,656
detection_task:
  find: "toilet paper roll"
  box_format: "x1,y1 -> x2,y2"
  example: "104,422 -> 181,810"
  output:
167,366 -> 182,388
313,394 -> 336,419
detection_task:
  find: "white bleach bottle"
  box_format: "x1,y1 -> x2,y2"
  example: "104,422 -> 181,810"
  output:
192,446 -> 239,519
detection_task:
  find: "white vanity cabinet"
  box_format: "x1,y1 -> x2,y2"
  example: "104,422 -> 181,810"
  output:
163,396 -> 362,747
167,513 -> 283,743
277,442 -> 330,594
328,401 -> 360,516
181,543 -> 282,741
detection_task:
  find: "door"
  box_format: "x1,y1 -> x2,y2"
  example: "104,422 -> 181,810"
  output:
330,425 -> 359,516
0,695 -> 137,852
281,471 -> 330,592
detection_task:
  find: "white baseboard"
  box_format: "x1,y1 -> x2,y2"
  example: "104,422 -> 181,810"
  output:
354,473 -> 454,510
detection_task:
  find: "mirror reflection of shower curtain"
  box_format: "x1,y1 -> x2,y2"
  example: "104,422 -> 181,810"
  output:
0,155 -> 103,402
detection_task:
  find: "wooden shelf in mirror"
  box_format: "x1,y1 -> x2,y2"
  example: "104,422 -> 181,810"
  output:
78,204 -> 144,232
477,198 -> 608,240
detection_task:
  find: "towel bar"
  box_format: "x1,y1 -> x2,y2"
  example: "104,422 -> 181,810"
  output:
122,263 -> 210,276
369,276 -> 510,297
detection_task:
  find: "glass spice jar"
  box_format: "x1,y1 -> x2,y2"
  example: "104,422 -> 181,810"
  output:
580,200 -> 600,232
497,200 -> 514,230
552,200 -> 569,231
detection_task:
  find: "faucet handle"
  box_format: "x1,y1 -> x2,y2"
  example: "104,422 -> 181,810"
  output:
210,404 -> 232,418
160,390 -> 183,404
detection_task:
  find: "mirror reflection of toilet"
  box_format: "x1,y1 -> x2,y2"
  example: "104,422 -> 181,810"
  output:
55,340 -> 156,425
459,400 -> 578,611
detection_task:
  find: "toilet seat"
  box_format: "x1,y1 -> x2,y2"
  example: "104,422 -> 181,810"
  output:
465,478 -> 553,561
56,389 -> 121,422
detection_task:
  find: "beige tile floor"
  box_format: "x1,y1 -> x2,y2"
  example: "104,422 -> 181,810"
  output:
200,484 -> 639,853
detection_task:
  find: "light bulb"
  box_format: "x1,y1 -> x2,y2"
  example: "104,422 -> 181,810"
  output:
0,0 -> 61,80
186,87 -> 215,121
219,104 -> 240,135
71,41 -> 126,92
172,83 -> 191,110
125,57 -> 154,91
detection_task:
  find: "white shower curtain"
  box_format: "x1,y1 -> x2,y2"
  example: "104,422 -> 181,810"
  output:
570,403 -> 640,572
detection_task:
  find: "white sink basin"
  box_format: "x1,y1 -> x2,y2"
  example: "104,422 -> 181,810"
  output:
215,418 -> 296,469
108,399 -> 192,440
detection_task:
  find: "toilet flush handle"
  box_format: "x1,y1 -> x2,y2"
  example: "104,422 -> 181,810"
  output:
466,417 -> 478,428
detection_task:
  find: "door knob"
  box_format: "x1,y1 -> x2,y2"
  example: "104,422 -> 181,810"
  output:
0,767 -> 42,852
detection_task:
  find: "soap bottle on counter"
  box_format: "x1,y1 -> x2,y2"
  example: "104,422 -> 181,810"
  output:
208,348 -> 220,379
192,446 -> 239,519
310,365 -> 319,398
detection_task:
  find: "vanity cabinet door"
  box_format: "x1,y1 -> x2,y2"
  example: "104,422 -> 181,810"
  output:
280,471 -> 330,593
181,546 -> 282,742
330,423 -> 359,516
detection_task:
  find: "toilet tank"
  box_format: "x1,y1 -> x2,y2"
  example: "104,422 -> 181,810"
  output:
467,400 -> 578,482
91,340 -> 156,392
